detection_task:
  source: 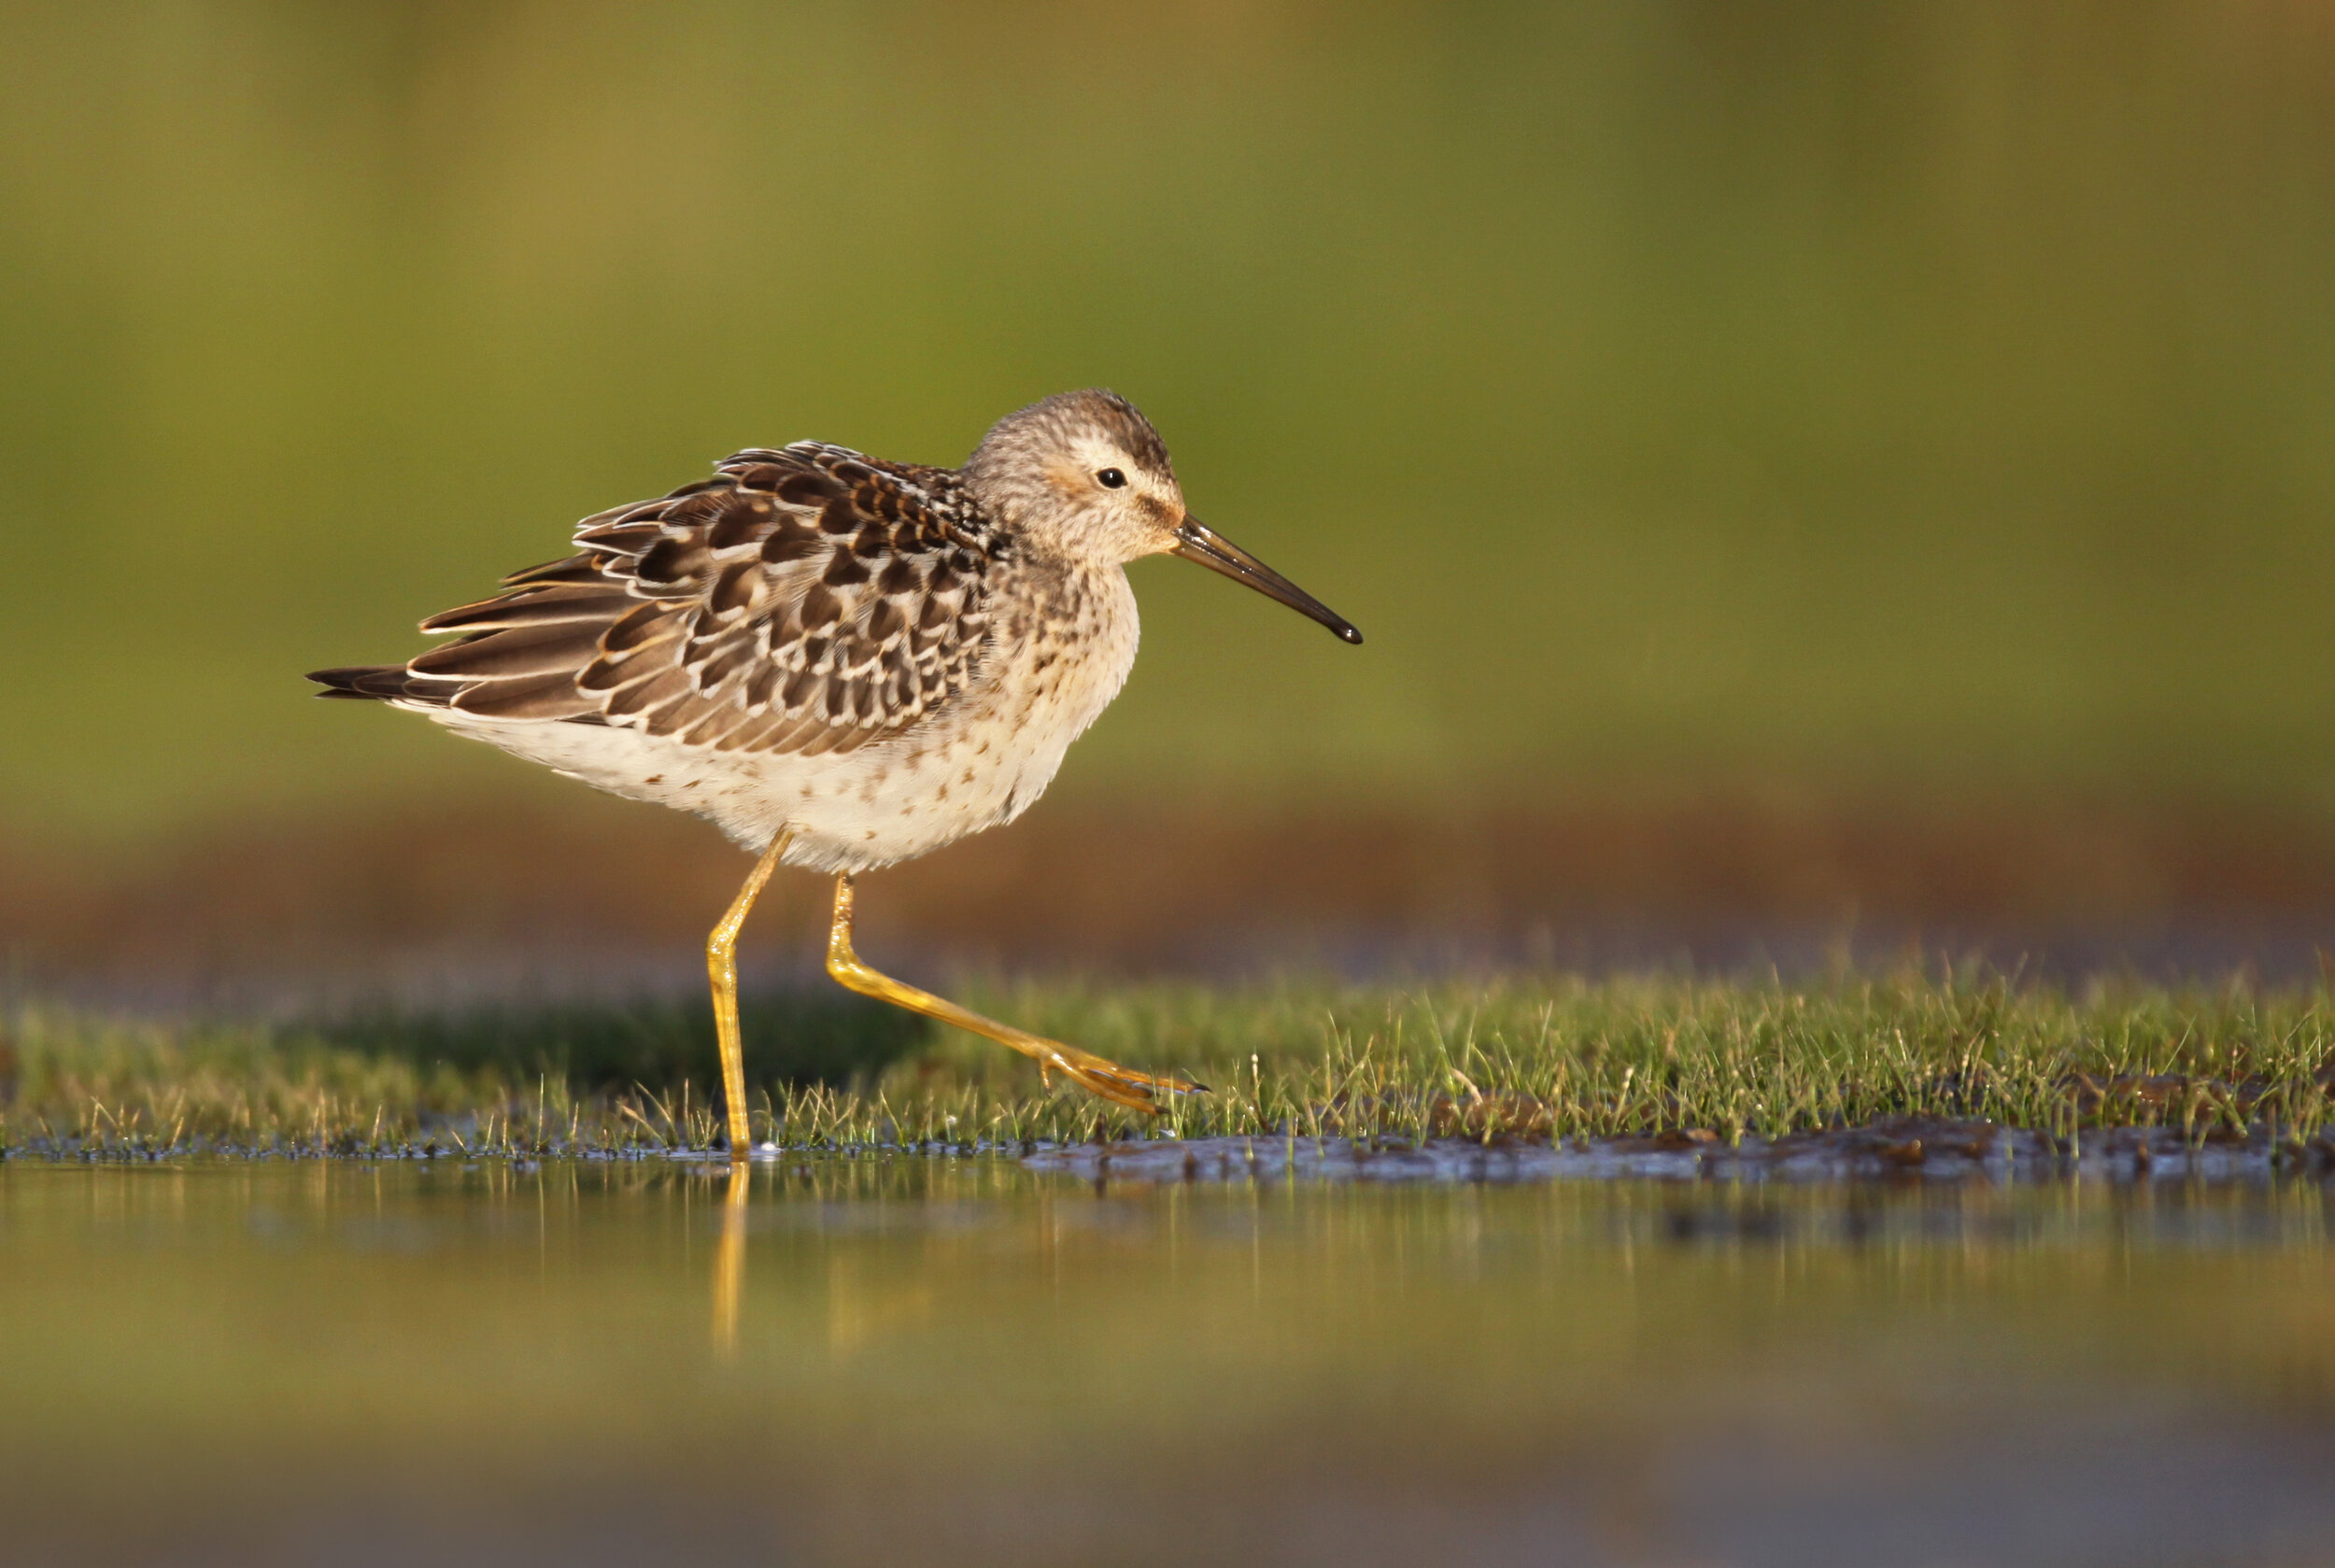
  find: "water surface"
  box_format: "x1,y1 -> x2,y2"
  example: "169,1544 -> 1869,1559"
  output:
3,1160 -> 2329,1566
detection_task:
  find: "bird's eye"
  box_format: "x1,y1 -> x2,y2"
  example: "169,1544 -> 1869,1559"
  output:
1097,468 -> 1127,489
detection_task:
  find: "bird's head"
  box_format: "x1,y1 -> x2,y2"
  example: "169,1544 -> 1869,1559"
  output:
964,388 -> 1361,643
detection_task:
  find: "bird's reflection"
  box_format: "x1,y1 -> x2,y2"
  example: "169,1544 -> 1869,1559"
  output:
713,1164 -> 749,1356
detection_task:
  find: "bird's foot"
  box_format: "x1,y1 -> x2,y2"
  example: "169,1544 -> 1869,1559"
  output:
1038,1040 -> 1209,1115
824,875 -> 1206,1117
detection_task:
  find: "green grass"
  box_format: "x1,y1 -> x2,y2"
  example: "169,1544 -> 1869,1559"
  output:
4,970 -> 2330,1160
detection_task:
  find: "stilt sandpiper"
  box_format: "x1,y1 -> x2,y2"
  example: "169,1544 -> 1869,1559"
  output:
310,389 -> 1360,1155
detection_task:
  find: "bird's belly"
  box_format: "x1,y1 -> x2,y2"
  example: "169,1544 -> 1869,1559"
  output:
428,671 -> 1107,875
428,567 -> 1138,874
767,719 -> 1057,872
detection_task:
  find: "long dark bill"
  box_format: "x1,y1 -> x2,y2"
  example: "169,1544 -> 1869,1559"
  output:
1170,516 -> 1363,644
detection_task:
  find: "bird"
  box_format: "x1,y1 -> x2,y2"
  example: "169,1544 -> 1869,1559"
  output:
309,389 -> 1360,1157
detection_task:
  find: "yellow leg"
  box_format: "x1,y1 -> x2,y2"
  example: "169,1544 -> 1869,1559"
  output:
708,828 -> 793,1161
824,872 -> 1205,1113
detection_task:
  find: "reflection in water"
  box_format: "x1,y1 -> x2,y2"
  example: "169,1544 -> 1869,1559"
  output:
711,1165 -> 748,1358
0,1160 -> 2328,1567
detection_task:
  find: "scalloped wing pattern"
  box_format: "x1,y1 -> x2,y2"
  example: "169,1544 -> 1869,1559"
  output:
402,445 -> 1002,756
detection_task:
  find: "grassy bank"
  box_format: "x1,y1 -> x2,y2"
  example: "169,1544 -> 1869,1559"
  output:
4,971 -> 2331,1160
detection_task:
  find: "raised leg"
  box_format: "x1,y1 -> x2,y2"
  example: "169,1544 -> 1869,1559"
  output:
823,872 -> 1205,1112
708,828 -> 793,1160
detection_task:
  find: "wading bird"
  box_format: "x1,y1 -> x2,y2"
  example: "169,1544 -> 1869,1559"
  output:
310,390 -> 1360,1155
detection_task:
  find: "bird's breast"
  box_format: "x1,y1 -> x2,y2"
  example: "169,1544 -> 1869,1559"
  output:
750,562 -> 1139,872
958,558 -> 1140,809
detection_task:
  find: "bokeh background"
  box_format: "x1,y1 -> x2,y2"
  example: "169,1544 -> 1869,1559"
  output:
8,0 -> 2335,995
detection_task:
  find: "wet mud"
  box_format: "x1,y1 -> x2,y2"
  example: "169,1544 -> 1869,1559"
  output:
1025,1117 -> 2335,1185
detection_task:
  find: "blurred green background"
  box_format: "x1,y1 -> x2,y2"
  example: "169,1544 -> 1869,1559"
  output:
7,0 -> 2335,847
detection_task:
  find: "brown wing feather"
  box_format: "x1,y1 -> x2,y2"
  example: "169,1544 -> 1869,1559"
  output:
374,444 -> 1003,751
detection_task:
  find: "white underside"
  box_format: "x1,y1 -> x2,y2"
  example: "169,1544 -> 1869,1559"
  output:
415,571 -> 1139,875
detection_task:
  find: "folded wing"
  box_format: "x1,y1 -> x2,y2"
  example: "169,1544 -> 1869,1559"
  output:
374,445 -> 1003,757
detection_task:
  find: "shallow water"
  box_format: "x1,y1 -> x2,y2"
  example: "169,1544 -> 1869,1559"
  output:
3,1160 -> 2330,1567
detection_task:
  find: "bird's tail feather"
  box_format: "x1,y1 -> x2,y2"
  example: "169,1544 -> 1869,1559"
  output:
305,665 -> 453,706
